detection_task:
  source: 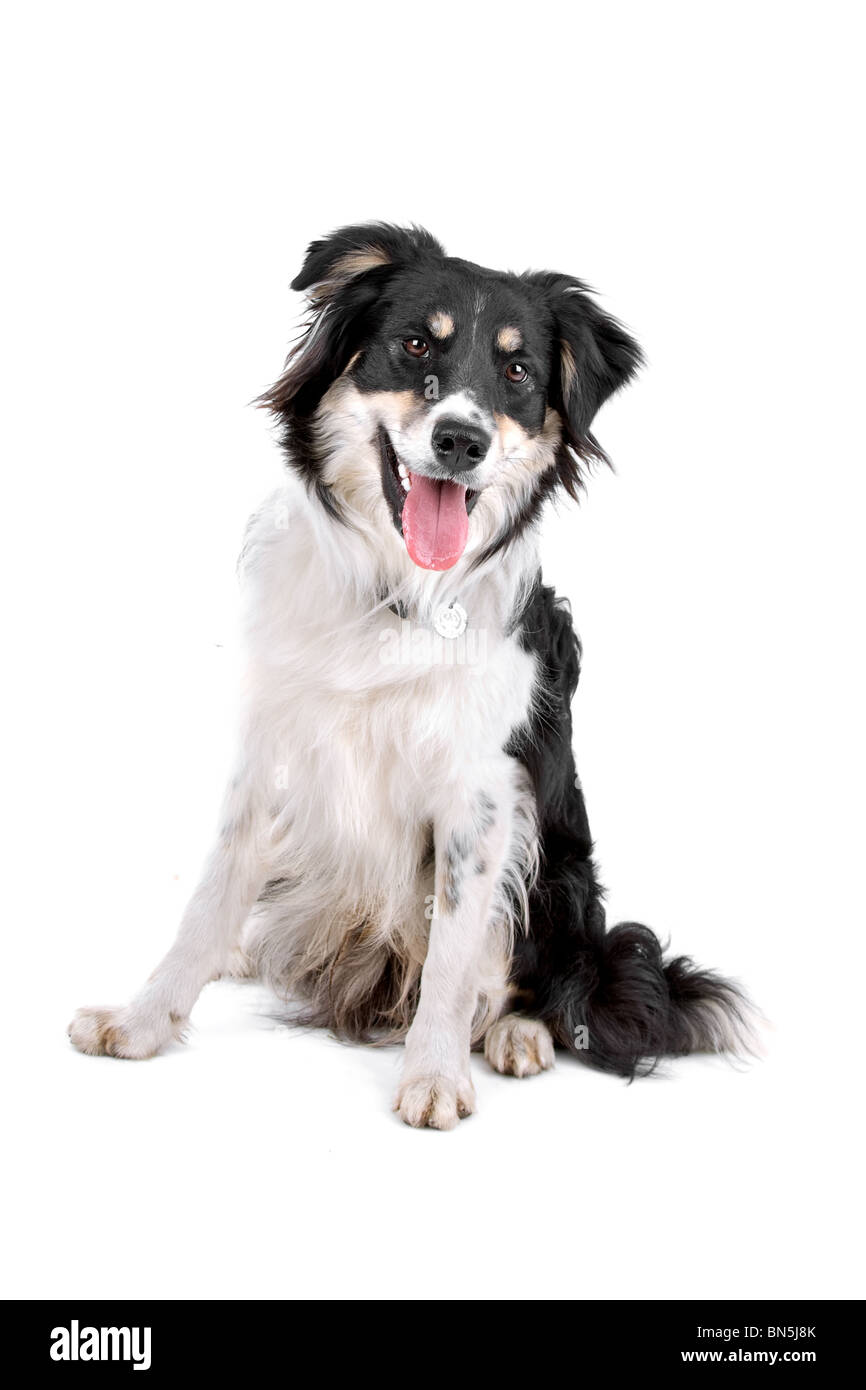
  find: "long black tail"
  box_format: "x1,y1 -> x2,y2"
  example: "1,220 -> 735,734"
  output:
510,837 -> 754,1078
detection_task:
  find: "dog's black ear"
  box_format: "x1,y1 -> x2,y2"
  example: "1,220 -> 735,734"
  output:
260,223 -> 444,418
525,271 -> 643,488
290,222 -> 444,299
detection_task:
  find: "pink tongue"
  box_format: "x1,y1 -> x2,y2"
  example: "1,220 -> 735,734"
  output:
401,473 -> 469,571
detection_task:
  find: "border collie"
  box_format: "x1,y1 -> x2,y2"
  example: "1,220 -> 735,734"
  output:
70,224 -> 753,1127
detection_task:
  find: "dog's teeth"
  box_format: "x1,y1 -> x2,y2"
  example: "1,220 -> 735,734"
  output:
401,477 -> 411,492
397,463 -> 408,479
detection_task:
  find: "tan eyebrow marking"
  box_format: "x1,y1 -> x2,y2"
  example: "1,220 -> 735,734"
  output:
497,325 -> 523,353
427,311 -> 455,339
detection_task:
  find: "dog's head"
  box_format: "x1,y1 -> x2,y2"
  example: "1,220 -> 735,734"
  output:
261,224 -> 642,572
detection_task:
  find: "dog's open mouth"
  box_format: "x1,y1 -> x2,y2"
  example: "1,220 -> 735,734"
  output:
379,427 -> 477,572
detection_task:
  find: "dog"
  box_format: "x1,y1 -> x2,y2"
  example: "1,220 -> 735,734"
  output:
69,223 -> 753,1127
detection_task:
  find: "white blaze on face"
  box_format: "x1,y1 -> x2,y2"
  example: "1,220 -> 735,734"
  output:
393,390 -> 492,472
397,391 -> 492,571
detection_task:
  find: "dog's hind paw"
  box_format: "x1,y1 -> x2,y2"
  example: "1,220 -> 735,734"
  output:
68,1005 -> 186,1059
217,944 -> 258,981
484,1015 -> 555,1077
394,1073 -> 476,1130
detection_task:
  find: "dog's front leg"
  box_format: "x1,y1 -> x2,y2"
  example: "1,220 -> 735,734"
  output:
396,784 -> 511,1129
69,774 -> 269,1059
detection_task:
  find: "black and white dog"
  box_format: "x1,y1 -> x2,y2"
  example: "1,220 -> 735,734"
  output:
70,224 -> 752,1127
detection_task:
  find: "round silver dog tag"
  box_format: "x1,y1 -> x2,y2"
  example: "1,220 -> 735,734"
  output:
433,601 -> 468,640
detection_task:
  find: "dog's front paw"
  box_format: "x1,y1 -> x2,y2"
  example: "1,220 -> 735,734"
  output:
68,1006 -> 185,1059
394,1073 -> 476,1130
484,1015 -> 555,1077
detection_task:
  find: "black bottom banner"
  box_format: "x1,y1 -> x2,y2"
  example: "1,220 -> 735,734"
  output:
1,1299 -> 856,1375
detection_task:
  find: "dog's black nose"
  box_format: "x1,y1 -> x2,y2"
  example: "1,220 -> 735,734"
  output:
432,418 -> 491,472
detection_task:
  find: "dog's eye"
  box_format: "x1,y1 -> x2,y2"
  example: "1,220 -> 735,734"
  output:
505,362 -> 528,383
403,338 -> 429,359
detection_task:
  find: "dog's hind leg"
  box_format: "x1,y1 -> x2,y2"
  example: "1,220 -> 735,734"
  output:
69,770 -> 270,1059
217,940 -> 258,981
483,1014 -> 555,1077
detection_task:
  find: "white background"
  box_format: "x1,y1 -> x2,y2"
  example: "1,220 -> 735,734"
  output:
2,1 -> 864,1301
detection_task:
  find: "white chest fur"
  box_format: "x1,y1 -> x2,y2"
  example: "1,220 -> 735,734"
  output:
240,486 -> 539,865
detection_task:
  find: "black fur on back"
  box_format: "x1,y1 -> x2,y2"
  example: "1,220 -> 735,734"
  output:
507,578 -> 750,1077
